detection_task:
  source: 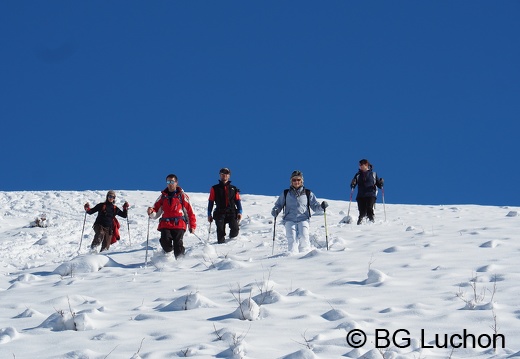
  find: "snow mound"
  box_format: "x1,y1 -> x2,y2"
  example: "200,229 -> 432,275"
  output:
232,298 -> 260,321
209,258 -> 247,270
0,327 -> 19,344
53,254 -> 120,275
158,292 -> 218,311
37,312 -> 78,331
321,308 -> 349,321
252,289 -> 284,305
14,308 -> 44,319
364,268 -> 387,285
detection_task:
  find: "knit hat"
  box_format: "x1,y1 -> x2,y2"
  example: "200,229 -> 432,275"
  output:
290,170 -> 303,179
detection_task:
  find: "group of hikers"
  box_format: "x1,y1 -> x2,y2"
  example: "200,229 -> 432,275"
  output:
84,159 -> 384,257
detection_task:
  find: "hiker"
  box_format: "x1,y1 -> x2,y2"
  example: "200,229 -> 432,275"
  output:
147,174 -> 196,258
207,167 -> 243,244
84,190 -> 129,252
350,159 -> 384,225
271,170 -> 328,254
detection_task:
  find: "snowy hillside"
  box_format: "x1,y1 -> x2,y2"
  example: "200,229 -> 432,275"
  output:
1,190 -> 519,359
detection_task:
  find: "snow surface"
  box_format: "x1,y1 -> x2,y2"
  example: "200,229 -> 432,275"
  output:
1,190 -> 519,359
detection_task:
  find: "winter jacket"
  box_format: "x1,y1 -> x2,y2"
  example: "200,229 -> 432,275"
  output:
87,202 -> 127,229
271,186 -> 323,223
351,170 -> 382,199
150,186 -> 197,231
207,180 -> 243,217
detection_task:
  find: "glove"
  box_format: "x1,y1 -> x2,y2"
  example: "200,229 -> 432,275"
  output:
84,202 -> 90,211
208,215 -> 213,223
237,213 -> 242,221
350,180 -> 356,189
123,202 -> 130,210
377,178 -> 384,188
147,207 -> 154,215
321,201 -> 329,209
189,227 -> 195,234
271,207 -> 279,218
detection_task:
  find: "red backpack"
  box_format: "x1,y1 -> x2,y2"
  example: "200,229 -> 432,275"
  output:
102,204 -> 121,244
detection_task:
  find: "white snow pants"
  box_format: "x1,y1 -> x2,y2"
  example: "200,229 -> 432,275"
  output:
284,220 -> 310,253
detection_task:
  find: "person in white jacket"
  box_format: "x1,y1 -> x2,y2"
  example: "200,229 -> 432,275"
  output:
271,170 -> 328,254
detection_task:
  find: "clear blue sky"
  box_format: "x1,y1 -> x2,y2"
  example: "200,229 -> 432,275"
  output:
1,1 -> 519,206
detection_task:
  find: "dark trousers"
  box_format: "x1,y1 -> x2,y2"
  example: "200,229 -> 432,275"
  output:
357,197 -> 376,221
215,213 -> 239,244
159,229 -> 186,258
91,224 -> 112,251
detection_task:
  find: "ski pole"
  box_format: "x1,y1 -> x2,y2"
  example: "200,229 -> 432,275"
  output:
145,216 -> 150,267
192,230 -> 206,244
126,212 -> 131,246
78,211 -> 87,253
271,217 -> 277,255
347,188 -> 353,224
324,207 -> 329,250
382,187 -> 387,222
207,222 -> 212,242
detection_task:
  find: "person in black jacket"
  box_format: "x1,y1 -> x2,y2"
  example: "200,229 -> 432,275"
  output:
207,168 -> 243,244
350,159 -> 384,225
84,190 -> 129,252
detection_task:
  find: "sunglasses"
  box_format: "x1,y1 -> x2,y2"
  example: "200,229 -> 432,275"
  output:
166,180 -> 176,184
108,195 -> 116,199
291,178 -> 302,182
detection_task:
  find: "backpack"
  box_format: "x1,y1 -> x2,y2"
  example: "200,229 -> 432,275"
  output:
283,188 -> 312,219
160,190 -> 189,226
101,203 -> 121,243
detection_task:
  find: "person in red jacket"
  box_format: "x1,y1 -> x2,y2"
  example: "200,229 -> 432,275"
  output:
147,174 -> 197,258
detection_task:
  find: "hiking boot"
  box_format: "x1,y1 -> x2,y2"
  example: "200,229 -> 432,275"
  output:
357,218 -> 363,225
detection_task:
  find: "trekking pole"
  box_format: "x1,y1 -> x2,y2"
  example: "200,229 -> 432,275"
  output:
126,212 -> 132,246
78,211 -> 87,253
347,188 -> 353,224
192,230 -> 206,244
271,217 -> 277,255
324,207 -> 329,250
207,222 -> 212,242
382,187 -> 387,222
145,216 -> 150,267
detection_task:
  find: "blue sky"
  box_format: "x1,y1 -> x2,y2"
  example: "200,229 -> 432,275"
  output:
1,1 -> 519,206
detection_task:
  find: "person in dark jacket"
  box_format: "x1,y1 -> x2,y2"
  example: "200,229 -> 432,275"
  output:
207,167 -> 243,244
84,190 -> 129,252
350,159 -> 384,225
147,174 -> 197,258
